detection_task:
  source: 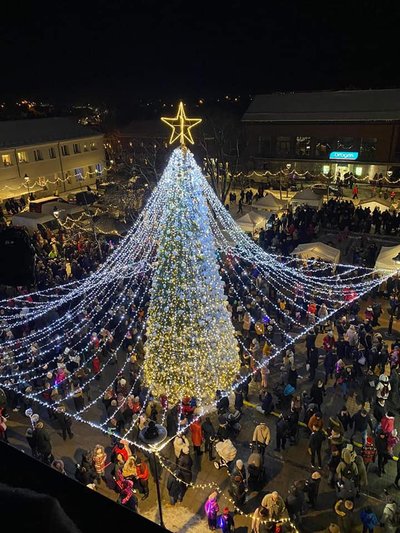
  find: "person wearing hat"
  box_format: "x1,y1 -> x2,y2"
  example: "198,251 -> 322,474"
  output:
218,507 -> 235,533
376,373 -> 391,401
335,499 -> 354,533
306,471 -> 321,508
204,491 -> 219,530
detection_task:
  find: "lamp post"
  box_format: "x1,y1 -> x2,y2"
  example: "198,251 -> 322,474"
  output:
139,422 -> 167,528
24,173 -> 31,200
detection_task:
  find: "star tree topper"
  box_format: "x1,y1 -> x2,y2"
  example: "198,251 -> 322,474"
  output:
161,101 -> 202,145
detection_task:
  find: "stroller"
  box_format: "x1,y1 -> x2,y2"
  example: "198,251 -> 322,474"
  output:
214,438 -> 237,470
247,441 -> 265,486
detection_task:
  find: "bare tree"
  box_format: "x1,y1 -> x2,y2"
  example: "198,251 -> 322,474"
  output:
198,110 -> 243,204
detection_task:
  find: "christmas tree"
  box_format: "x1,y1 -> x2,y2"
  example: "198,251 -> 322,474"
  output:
143,146 -> 240,406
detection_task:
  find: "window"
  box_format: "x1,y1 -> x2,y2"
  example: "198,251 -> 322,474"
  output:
257,136 -> 272,156
73,143 -> 81,154
33,149 -> 43,161
83,144 -> 89,152
315,139 -> 332,157
17,151 -> 28,163
335,137 -> 355,150
90,142 -> 97,151
48,147 -> 56,159
275,136 -> 291,156
61,145 -> 69,156
95,163 -> 103,175
1,154 -> 12,166
295,136 -> 311,157
360,138 -> 377,161
74,168 -> 84,181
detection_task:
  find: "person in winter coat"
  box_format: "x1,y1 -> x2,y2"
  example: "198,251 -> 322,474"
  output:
375,430 -> 389,477
117,479 -> 138,513
93,444 -> 107,483
218,507 -> 235,533
361,436 -> 377,471
55,405 -> 73,441
334,499 -> 355,533
306,471 -> 321,508
309,427 -> 325,469
173,433 -> 190,461
204,491 -> 219,530
381,499 -> 400,533
308,412 -> 324,433
309,380 -> 325,410
202,417 -> 216,460
261,490 -> 288,520
135,457 -> 149,500
229,472 -> 246,506
252,422 -> 271,457
190,418 -> 204,456
360,505 -> 379,532
354,454 -> 368,490
351,409 -> 373,445
167,468 -> 184,504
33,421 -> 53,464
178,445 -> 193,500
376,374 -> 391,401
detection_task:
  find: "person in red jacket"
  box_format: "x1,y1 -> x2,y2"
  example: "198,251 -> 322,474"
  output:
323,331 -> 336,353
92,354 -> 101,380
190,418 -> 204,456
135,458 -> 149,500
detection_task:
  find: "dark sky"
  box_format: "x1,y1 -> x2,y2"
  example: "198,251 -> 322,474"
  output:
2,0 -> 400,103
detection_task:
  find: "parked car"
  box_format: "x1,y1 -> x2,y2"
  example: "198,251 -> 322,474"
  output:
311,183 -> 339,196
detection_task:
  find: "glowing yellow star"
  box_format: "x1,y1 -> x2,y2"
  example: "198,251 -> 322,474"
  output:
161,102 -> 202,145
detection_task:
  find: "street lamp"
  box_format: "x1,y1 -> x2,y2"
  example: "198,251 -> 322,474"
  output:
139,422 -> 167,528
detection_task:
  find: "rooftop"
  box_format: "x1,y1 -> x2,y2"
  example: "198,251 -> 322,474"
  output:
0,117 -> 103,149
242,89 -> 400,123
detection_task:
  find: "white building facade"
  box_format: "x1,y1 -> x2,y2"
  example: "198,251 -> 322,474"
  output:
0,117 -> 106,200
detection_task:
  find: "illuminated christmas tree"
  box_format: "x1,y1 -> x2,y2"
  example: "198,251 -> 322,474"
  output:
143,140 -> 240,406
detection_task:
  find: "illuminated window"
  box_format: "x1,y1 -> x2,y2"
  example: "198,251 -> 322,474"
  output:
48,147 -> 56,159
2,154 -> 12,166
355,166 -> 363,176
90,142 -> 97,151
38,176 -> 47,186
61,145 -> 69,156
17,151 -> 28,163
73,143 -> 81,154
275,136 -> 291,156
95,163 -> 102,174
74,168 -> 84,181
322,165 -> 330,174
33,149 -> 43,161
83,144 -> 89,152
295,136 -> 311,157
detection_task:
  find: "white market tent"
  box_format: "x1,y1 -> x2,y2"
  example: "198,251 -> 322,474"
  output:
236,210 -> 267,233
253,193 -> 286,212
290,189 -> 323,209
359,199 -> 392,212
291,242 -> 341,264
375,244 -> 400,271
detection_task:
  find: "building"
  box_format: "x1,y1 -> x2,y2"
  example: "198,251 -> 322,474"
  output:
0,117 -> 106,200
242,89 -> 400,181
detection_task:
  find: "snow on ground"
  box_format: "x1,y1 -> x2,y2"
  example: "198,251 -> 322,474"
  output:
143,504 -> 209,532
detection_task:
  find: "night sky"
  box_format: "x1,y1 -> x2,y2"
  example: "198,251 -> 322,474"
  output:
2,0 -> 400,103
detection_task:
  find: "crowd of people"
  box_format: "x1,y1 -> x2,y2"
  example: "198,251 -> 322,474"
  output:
0,185 -> 400,532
